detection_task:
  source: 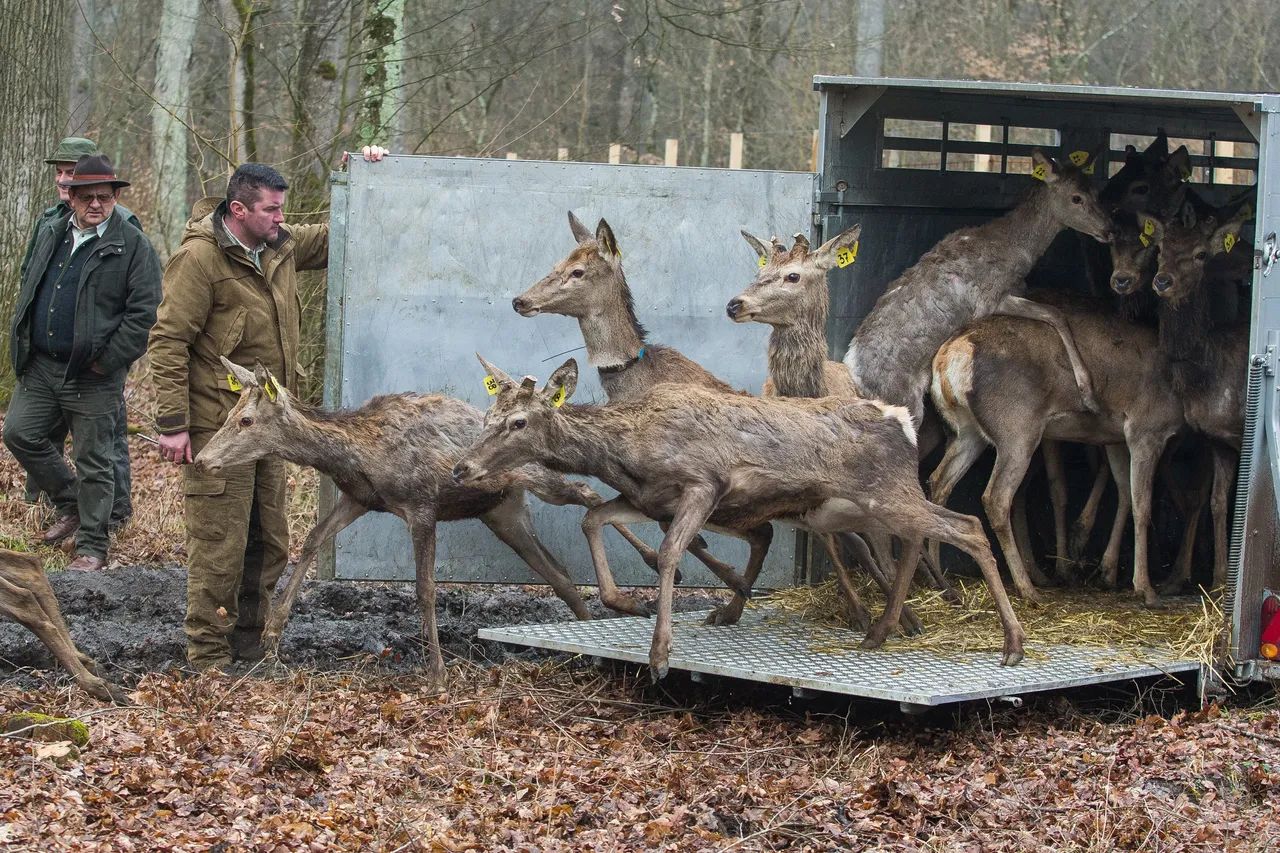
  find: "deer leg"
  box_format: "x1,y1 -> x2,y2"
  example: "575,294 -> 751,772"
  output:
0,569 -> 121,703
481,494 -> 591,620
1209,445 -> 1237,590
1040,439 -> 1072,581
1159,448 -> 1211,597
982,437 -> 1046,605
996,294 -> 1100,414
926,422 -> 987,592
650,487 -> 719,681
1070,450 -> 1111,559
263,493 -> 369,652
582,498 -> 657,616
1100,445 -> 1133,589
835,531 -> 924,635
821,534 -> 873,632
861,537 -> 924,650
1011,478 -> 1053,588
703,522 -> 771,626
408,511 -> 445,691
1126,435 -> 1169,608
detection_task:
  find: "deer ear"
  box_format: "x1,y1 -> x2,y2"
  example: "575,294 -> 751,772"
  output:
264,369 -> 288,407
1166,145 -> 1192,182
1146,130 -> 1169,159
1031,148 -> 1060,182
1136,212 -> 1164,246
543,358 -> 578,407
809,224 -> 862,271
741,231 -> 770,266
1211,213 -> 1249,256
252,359 -> 272,388
220,356 -> 258,390
595,219 -> 621,261
568,211 -> 593,245
1083,144 -> 1105,172
475,352 -> 515,390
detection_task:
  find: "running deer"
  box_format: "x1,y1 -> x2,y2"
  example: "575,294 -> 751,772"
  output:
1,547 -> 124,702
928,285 -> 1184,606
452,355 -> 1026,678
1139,210 -> 1252,591
844,148 -> 1115,425
194,358 -> 669,689
512,213 -> 880,628
726,227 -> 951,624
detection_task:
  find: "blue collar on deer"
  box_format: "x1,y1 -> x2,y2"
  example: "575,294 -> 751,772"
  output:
596,347 -> 646,376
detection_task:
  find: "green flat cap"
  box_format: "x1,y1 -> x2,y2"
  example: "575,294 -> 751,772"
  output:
44,137 -> 97,165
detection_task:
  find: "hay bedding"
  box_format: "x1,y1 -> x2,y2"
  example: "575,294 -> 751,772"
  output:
760,576 -> 1223,667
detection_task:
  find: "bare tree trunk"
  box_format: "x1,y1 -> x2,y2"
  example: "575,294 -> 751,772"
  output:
67,0 -> 95,135
576,24 -> 594,155
223,0 -> 260,163
152,0 -> 199,259
0,0 -> 68,400
699,36 -> 719,167
856,0 -> 886,76
358,0 -> 406,147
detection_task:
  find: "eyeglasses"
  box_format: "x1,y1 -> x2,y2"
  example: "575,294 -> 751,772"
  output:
77,191 -> 116,206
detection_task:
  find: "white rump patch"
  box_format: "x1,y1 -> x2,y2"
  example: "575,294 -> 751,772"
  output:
842,342 -> 859,377
881,404 -> 916,446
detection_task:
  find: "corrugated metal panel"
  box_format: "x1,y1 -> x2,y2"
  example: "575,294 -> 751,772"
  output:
327,156 -> 815,586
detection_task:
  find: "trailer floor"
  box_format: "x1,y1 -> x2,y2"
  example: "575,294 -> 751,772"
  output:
478,608 -> 1203,708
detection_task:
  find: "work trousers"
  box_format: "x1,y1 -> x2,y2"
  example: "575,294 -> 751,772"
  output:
2,353 -> 126,559
181,429 -> 289,668
22,397 -> 133,524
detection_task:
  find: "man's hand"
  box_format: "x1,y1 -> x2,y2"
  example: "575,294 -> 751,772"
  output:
158,431 -> 193,465
342,145 -> 389,165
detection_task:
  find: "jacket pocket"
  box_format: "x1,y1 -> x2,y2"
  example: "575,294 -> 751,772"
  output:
219,307 -> 248,357
182,470 -> 229,540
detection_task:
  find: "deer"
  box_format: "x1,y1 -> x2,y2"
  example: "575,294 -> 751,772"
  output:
1138,209 -> 1252,592
193,358 -> 684,690
512,212 -> 884,629
726,226 -> 953,624
1,547 -> 124,702
452,354 -> 1027,680
843,148 -> 1115,428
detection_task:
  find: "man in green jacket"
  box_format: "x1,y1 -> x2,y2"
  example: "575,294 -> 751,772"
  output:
4,155 -> 162,571
21,137 -> 141,531
148,150 -> 385,670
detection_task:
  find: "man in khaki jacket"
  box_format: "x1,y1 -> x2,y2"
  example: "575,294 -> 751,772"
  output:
148,153 -> 384,670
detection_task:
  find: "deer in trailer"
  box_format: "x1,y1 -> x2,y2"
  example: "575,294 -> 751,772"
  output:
844,148 -> 1115,426
512,212 -> 883,628
725,226 -> 951,626
1,548 -> 125,702
452,355 -> 1026,678
1139,210 -> 1252,593
194,358 -> 678,689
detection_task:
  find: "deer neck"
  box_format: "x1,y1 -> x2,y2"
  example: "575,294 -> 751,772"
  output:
988,187 -> 1067,275
271,410 -> 369,482
542,406 -> 645,494
767,319 -> 829,399
578,275 -> 647,368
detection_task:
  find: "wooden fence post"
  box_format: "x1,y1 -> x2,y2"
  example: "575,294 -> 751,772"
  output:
664,138 -> 679,166
729,132 -> 744,169
608,143 -> 622,165
810,129 -> 819,172
557,147 -> 569,161
505,152 -> 518,160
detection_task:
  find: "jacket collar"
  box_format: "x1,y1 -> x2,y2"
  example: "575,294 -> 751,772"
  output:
54,208 -> 125,248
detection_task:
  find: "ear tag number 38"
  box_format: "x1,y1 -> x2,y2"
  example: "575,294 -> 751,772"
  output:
484,375 -> 499,395
551,386 -> 566,407
837,242 -> 858,268
757,255 -> 767,268
227,373 -> 243,392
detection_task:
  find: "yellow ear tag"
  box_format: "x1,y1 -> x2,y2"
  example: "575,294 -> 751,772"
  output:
1139,234 -> 1150,247
1142,219 -> 1155,236
551,386 -> 566,407
1031,163 -> 1047,181
227,373 -> 243,392
483,375 -> 499,395
837,242 -> 858,268
1224,233 -> 1236,254
263,379 -> 277,402
1180,166 -> 1192,181
757,255 -> 767,268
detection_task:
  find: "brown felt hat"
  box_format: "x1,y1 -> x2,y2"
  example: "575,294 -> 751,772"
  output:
60,153 -> 130,189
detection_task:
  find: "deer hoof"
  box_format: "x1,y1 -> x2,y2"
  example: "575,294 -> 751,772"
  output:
1157,578 -> 1187,597
705,602 -> 744,626
649,661 -> 670,683
1001,644 -> 1025,667
859,624 -> 890,650
1140,591 -> 1165,610
847,607 -> 873,633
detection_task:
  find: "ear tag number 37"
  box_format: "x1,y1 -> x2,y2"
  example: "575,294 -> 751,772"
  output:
837,242 -> 858,268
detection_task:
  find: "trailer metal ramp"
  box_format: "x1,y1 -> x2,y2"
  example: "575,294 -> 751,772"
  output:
478,608 -> 1202,709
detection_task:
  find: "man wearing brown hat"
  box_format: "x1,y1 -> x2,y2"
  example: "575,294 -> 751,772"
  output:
4,154 -> 162,571
19,138 -> 142,531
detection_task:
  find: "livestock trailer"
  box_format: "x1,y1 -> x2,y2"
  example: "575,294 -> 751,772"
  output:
323,77 -> 1280,706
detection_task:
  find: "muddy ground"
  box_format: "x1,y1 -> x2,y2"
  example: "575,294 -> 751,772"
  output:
0,563 -> 727,692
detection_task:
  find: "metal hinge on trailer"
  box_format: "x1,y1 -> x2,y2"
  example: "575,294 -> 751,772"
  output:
1262,232 -> 1278,276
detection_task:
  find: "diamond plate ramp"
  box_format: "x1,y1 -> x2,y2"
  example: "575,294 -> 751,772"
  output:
478,609 -> 1202,707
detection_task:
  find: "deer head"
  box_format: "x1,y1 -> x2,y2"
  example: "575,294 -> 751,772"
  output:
1030,147 -> 1115,243
194,356 -> 294,474
511,212 -> 632,321
1108,213 -> 1161,296
1142,210 -> 1250,304
452,354 -> 578,486
727,225 -> 862,327
1098,132 -> 1193,218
